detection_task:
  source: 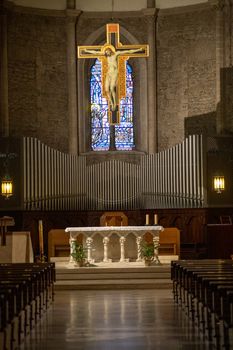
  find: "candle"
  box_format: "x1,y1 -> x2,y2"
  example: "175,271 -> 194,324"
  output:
154,214 -> 158,225
146,214 -> 149,225
38,220 -> 44,255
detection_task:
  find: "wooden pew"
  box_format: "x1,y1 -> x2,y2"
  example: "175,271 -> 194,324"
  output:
0,263 -> 55,350
171,260 -> 233,349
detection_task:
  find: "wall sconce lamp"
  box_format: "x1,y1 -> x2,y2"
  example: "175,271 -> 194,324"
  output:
213,175 -> 225,194
0,151 -> 17,200
1,175 -> 13,199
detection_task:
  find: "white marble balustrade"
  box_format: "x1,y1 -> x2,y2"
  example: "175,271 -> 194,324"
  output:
65,226 -> 163,265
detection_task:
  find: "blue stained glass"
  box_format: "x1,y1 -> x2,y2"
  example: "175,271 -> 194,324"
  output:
90,59 -> 134,151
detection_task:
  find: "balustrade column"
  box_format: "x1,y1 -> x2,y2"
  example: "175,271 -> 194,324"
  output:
86,237 -> 94,263
153,235 -> 161,264
136,236 -> 143,262
119,236 -> 127,262
103,236 -> 111,262
69,236 -> 76,264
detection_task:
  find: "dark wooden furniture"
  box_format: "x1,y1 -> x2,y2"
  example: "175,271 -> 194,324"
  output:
0,263 -> 55,349
159,228 -> 180,258
207,224 -> 233,259
171,260 -> 233,349
100,211 -> 128,226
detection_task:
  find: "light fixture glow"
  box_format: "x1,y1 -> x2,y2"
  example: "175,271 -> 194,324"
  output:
1,177 -> 13,199
213,176 -> 225,194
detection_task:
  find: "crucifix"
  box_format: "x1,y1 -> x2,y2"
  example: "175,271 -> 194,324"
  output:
78,23 -> 149,126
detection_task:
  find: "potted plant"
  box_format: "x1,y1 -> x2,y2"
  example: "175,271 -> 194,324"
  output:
71,241 -> 87,267
140,241 -> 155,266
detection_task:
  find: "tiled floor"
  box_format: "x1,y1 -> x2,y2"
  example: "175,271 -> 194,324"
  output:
20,289 -> 213,350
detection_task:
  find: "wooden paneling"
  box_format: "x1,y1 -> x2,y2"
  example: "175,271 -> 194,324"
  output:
1,207 -> 232,260
160,228 -> 180,257
207,224 -> 233,259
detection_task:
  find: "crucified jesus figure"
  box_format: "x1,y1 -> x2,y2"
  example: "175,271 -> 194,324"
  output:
81,46 -> 145,111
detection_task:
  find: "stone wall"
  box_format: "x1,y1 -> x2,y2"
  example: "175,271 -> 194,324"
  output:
222,66 -> 233,134
4,3 -> 232,154
157,6 -> 216,151
7,10 -> 69,152
76,16 -> 148,45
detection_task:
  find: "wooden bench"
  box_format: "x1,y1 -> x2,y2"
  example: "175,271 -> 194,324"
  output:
0,263 -> 55,350
171,260 -> 233,349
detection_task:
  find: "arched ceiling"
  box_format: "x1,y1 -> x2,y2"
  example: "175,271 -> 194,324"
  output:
8,0 -> 208,11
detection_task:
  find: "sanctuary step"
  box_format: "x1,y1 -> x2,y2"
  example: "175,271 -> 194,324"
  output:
52,258 -> 173,290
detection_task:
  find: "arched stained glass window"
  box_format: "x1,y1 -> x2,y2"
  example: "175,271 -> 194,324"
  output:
90,59 -> 135,151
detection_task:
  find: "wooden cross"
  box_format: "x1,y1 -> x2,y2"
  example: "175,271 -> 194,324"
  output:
78,23 -> 149,125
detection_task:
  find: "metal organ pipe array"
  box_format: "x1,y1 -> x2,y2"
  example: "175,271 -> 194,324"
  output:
23,134 -> 204,210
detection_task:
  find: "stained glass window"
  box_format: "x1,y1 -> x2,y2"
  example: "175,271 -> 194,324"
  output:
90,59 -> 135,151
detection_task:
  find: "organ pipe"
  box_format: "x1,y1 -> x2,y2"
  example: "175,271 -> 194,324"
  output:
23,135 -> 204,210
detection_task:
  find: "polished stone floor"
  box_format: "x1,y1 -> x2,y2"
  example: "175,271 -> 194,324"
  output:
20,289 -> 213,350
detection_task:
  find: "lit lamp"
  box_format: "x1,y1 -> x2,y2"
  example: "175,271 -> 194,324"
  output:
1,176 -> 13,199
213,175 -> 225,194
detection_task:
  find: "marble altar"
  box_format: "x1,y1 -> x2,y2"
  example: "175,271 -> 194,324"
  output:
65,226 -> 163,265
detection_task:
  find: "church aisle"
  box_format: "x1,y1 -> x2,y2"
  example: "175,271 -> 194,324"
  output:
19,289 -> 213,350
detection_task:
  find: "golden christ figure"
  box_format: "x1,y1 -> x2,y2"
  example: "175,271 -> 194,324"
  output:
78,23 -> 149,124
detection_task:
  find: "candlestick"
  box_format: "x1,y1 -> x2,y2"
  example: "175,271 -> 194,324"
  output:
154,214 -> 158,225
38,220 -> 44,255
146,214 -> 149,225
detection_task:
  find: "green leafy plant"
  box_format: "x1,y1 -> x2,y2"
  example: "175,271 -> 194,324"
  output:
71,241 -> 86,266
140,240 -> 160,265
140,242 -> 155,262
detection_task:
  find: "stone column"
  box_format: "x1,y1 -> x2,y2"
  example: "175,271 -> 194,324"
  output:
215,1 -> 225,134
109,125 -> 116,151
66,10 -> 80,154
143,8 -> 158,153
119,236 -> 126,262
86,237 -> 94,263
103,236 -> 111,262
153,235 -> 161,264
136,236 -> 143,262
69,236 -> 77,264
0,6 -> 9,137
